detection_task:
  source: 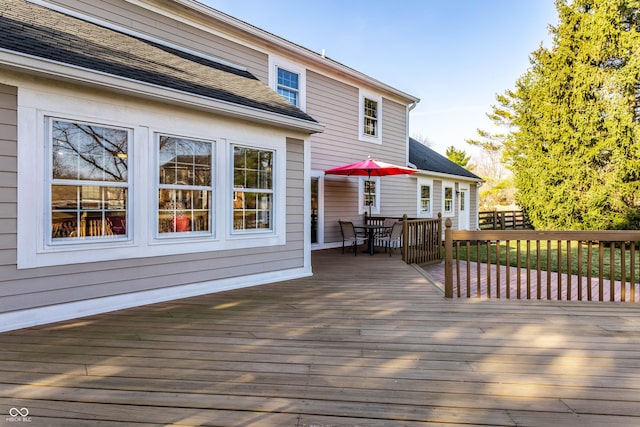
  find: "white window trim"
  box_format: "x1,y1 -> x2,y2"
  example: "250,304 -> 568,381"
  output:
358,89 -> 382,144
417,178 -> 433,218
268,55 -> 306,111
358,176 -> 380,215
442,180 -> 455,217
17,88 -> 288,269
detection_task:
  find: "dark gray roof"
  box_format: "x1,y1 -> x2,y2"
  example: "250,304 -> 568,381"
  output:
0,0 -> 318,124
409,138 -> 482,180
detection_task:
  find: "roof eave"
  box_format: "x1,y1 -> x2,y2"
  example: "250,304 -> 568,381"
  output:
0,49 -> 325,134
414,169 -> 484,183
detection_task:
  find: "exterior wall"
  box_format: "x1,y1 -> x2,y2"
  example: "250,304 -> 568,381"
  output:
0,73 -> 309,331
469,184 -> 479,229
306,71 -> 413,244
0,84 -> 17,269
43,0 -> 270,82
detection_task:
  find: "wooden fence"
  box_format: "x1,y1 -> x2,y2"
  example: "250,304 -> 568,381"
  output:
365,214 -> 442,264
479,210 -> 531,230
444,219 -> 640,302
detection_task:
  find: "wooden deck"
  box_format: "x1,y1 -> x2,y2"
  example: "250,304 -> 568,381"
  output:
1,249 -> 640,426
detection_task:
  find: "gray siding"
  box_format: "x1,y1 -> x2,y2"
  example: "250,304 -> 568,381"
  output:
470,185 -> 479,229
0,84 -> 17,269
285,137 -> 305,257
46,0 -> 269,82
307,71 -> 413,243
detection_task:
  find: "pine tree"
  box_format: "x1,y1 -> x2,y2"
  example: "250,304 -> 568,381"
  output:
497,0 -> 640,230
445,146 -> 471,167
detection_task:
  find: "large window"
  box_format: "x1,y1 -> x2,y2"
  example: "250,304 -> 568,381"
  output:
276,67 -> 299,107
359,90 -> 382,143
19,93 -> 288,268
50,119 -> 129,242
233,145 -> 274,232
158,135 -> 213,235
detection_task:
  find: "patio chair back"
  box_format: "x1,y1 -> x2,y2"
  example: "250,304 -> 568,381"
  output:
380,221 -> 403,257
338,220 -> 366,256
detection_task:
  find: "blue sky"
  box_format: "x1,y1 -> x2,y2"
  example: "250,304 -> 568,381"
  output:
202,1 -> 558,157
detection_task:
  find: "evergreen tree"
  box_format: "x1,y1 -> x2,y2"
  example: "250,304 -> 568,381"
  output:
493,0 -> 640,230
445,145 -> 471,167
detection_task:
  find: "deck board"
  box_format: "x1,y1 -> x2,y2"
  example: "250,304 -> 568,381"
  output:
1,249 -> 640,426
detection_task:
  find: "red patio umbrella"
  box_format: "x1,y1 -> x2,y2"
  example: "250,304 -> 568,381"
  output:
325,158 -> 418,215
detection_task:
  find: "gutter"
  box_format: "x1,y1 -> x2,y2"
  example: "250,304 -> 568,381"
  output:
413,169 -> 484,183
406,100 -> 420,167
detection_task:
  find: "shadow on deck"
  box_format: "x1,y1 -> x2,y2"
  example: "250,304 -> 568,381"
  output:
0,249 -> 639,426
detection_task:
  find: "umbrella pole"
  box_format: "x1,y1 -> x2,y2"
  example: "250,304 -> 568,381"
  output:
367,171 -> 372,218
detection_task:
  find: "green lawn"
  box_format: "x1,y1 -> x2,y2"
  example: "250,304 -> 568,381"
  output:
453,240 -> 640,282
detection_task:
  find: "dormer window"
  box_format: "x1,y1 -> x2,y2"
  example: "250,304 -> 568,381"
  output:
277,68 -> 299,107
269,56 -> 306,110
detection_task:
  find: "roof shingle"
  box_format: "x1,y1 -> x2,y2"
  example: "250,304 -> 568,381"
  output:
409,138 -> 482,180
0,0 -> 318,124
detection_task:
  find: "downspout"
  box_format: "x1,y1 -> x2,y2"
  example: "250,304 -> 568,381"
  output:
406,100 -> 419,167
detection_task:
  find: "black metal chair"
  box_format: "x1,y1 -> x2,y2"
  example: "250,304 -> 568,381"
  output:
338,220 -> 367,256
378,221 -> 403,256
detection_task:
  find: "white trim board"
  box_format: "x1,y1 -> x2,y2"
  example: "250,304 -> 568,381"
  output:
0,267 -> 312,333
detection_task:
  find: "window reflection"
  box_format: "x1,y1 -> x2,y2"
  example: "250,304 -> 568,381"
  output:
233,146 -> 274,231
158,135 -> 213,235
50,119 -> 129,241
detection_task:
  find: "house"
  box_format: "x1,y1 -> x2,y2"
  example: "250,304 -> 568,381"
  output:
408,137 -> 483,231
0,0 -> 476,331
0,0 -> 326,331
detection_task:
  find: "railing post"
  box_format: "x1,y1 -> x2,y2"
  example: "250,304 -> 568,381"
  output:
437,212 -> 443,261
444,218 -> 453,298
402,213 -> 408,262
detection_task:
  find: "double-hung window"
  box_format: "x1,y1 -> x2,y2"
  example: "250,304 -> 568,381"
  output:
276,67 -> 299,107
269,56 -> 306,110
359,90 -> 382,143
359,176 -> 380,215
49,119 -> 129,242
233,145 -> 274,232
157,135 -> 213,235
417,179 -> 433,217
443,183 -> 454,215
363,98 -> 378,136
